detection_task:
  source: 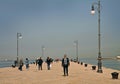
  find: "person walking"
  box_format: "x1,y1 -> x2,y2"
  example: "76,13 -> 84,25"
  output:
37,57 -> 43,70
18,59 -> 24,71
35,58 -> 38,66
62,54 -> 70,76
25,58 -> 29,70
46,57 -> 52,70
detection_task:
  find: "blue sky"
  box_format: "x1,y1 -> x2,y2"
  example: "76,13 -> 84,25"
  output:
0,0 -> 120,60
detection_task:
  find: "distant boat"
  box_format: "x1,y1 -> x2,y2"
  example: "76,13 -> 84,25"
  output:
116,56 -> 120,59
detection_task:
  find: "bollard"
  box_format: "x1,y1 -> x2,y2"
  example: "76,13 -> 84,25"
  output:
84,64 -> 87,67
92,66 -> 96,70
81,62 -> 83,65
111,72 -> 119,79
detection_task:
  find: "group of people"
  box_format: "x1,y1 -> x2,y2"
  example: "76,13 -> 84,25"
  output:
17,56 -> 53,71
18,58 -> 29,71
17,54 -> 70,76
36,56 -> 53,70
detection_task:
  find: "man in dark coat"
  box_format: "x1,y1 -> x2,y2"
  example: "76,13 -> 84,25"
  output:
46,57 -> 52,70
62,54 -> 70,76
37,57 -> 43,70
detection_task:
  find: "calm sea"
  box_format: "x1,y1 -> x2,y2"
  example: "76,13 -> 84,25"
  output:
0,60 -> 14,68
0,60 -> 35,68
0,58 -> 120,70
80,57 -> 120,70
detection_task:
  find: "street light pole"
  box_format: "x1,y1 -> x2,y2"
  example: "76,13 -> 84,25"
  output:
74,40 -> 78,62
91,0 -> 103,73
42,45 -> 45,57
17,33 -> 22,66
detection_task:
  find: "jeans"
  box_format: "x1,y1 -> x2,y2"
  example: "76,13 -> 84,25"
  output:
26,64 -> 29,69
47,64 -> 50,70
63,65 -> 68,76
38,64 -> 42,70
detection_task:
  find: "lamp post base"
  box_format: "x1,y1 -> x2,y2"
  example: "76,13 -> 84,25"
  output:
76,57 -> 78,62
17,57 -> 19,67
97,59 -> 103,73
97,69 -> 103,73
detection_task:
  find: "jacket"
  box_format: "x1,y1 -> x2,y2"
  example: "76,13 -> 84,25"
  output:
62,58 -> 70,66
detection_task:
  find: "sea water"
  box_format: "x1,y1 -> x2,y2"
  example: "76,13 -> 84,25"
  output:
0,60 -> 13,68
0,60 -> 35,68
80,57 -> 120,70
0,58 -> 120,71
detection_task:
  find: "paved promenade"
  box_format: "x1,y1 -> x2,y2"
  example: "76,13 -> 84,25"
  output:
0,61 -> 120,84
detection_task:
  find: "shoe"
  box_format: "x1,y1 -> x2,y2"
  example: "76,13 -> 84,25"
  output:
63,74 -> 66,76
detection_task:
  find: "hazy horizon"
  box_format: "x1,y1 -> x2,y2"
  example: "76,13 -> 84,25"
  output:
0,0 -> 120,60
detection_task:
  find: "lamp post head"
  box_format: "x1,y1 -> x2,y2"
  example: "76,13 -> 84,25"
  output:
42,45 -> 45,50
19,34 -> 22,39
91,5 -> 95,15
17,33 -> 22,39
74,40 -> 78,46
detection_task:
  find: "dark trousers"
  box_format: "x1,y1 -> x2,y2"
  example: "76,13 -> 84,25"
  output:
18,65 -> 23,71
38,64 -> 42,70
47,64 -> 50,70
63,65 -> 68,76
26,64 -> 29,69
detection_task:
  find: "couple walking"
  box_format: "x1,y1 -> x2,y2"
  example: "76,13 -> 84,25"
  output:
37,57 -> 52,70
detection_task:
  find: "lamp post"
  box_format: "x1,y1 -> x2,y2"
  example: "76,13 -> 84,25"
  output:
41,45 -> 45,57
17,33 -> 22,66
74,40 -> 78,62
91,0 -> 103,73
